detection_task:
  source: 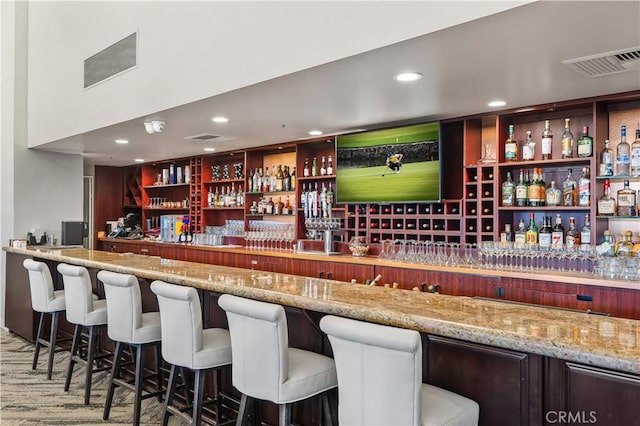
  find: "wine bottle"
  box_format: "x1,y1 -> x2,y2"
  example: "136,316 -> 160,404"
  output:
541,120 -> 553,160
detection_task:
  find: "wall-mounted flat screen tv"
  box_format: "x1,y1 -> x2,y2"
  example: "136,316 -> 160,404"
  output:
336,122 -> 440,203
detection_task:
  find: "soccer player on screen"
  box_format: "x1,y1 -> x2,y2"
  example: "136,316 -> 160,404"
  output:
382,153 -> 403,176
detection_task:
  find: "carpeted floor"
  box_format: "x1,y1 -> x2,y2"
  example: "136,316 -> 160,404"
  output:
0,329 -> 176,425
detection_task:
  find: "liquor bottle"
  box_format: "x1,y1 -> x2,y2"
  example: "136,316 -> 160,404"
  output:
237,185 -> 244,207
616,179 -> 637,216
551,214 -> 564,250
615,230 -> 634,257
546,180 -> 561,207
265,197 -> 274,215
310,183 -> 319,217
525,213 -> 538,246
500,223 -> 512,245
300,183 -> 307,217
270,165 -> 277,191
538,168 -> 546,205
228,183 -> 237,207
283,166 -> 291,191
186,222 -> 193,244
320,156 -> 327,176
320,183 -> 328,218
580,214 -> 591,249
541,120 -> 553,160
616,125 -> 630,176
600,230 -> 615,257
522,130 -> 535,161
599,140 -> 614,177
577,126 -> 593,158
327,155 -> 334,175
283,196 -> 292,215
326,182 -> 334,217
303,158 -> 310,177
577,167 -> 590,207
505,124 -> 517,162
565,216 -> 580,249
275,165 -> 284,191
290,167 -> 296,190
597,179 -> 616,216
249,200 -> 258,215
501,171 -> 515,206
562,168 -> 577,206
561,118 -> 574,158
248,169 -> 254,193
311,157 -> 318,177
254,168 -> 262,193
528,168 -> 542,207
208,186 -> 214,207
515,169 -> 528,207
273,197 -> 283,215
631,124 -> 640,176
538,216 -> 552,249
514,219 -> 526,248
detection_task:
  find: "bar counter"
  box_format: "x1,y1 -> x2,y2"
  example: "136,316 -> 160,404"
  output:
4,246 -> 639,375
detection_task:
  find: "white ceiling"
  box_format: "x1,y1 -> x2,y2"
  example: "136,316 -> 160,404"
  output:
36,1 -> 640,167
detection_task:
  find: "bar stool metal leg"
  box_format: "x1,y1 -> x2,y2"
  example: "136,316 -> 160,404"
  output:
193,369 -> 205,426
47,311 -> 60,380
32,313 -> 45,370
64,324 -> 82,392
84,326 -> 97,405
103,341 -> 124,420
133,344 -> 145,426
162,364 -> 179,426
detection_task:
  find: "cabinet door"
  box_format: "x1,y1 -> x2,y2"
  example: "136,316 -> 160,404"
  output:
545,359 -> 640,426
508,278 -> 594,312
427,335 -> 542,426
290,259 -> 373,282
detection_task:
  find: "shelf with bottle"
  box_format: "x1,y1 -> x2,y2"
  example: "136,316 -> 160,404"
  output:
498,105 -> 594,163
202,178 -> 245,185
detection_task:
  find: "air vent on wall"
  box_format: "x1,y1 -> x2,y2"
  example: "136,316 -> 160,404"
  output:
84,33 -> 137,88
562,47 -> 640,78
185,134 -> 221,141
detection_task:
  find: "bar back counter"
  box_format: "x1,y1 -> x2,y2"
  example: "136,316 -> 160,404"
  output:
4,245 -> 639,425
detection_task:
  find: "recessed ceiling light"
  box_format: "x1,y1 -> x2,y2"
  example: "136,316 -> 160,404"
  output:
212,116 -> 229,123
115,139 -> 129,144
488,100 -> 507,107
309,130 -> 323,136
134,158 -> 145,163
395,72 -> 423,82
204,147 -> 216,152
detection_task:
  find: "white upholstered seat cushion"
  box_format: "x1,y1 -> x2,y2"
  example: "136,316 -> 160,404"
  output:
192,328 -> 232,370
84,299 -> 108,326
279,347 -> 337,404
130,311 -> 161,344
421,384 -> 479,426
49,290 -> 67,312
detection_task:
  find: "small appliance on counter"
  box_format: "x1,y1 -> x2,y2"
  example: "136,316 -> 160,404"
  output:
61,221 -> 88,245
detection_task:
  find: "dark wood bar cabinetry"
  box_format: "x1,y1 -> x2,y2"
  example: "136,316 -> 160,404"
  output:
4,247 -> 639,426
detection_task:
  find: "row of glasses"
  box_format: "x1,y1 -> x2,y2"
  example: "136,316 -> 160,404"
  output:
476,242 -> 599,273
593,256 -> 640,281
378,240 -> 478,268
148,197 -> 168,209
245,221 -> 296,252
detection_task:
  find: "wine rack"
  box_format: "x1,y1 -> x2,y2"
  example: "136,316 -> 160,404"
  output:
463,165 -> 494,245
344,200 -> 462,244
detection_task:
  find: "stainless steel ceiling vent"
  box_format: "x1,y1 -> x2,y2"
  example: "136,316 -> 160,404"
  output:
84,33 -> 137,88
185,134 -> 221,141
563,47 -> 640,78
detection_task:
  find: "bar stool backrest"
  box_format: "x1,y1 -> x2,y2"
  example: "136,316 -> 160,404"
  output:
150,280 -> 203,369
319,315 -> 422,425
217,294 -> 288,402
23,259 -> 56,312
97,270 -> 142,343
57,263 -> 96,325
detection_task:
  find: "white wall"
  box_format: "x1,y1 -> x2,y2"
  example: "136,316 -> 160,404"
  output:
26,1 -> 528,147
1,1 -> 84,329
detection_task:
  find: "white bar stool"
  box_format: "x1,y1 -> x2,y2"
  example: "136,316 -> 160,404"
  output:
319,315 -> 480,426
57,263 -> 110,405
218,294 -> 337,426
98,270 -> 164,426
150,280 -> 233,426
23,259 -> 67,380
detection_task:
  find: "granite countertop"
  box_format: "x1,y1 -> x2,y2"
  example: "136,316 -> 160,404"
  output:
97,238 -> 640,291
5,246 -> 640,375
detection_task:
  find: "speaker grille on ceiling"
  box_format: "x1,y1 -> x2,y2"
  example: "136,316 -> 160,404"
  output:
84,33 -> 137,88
